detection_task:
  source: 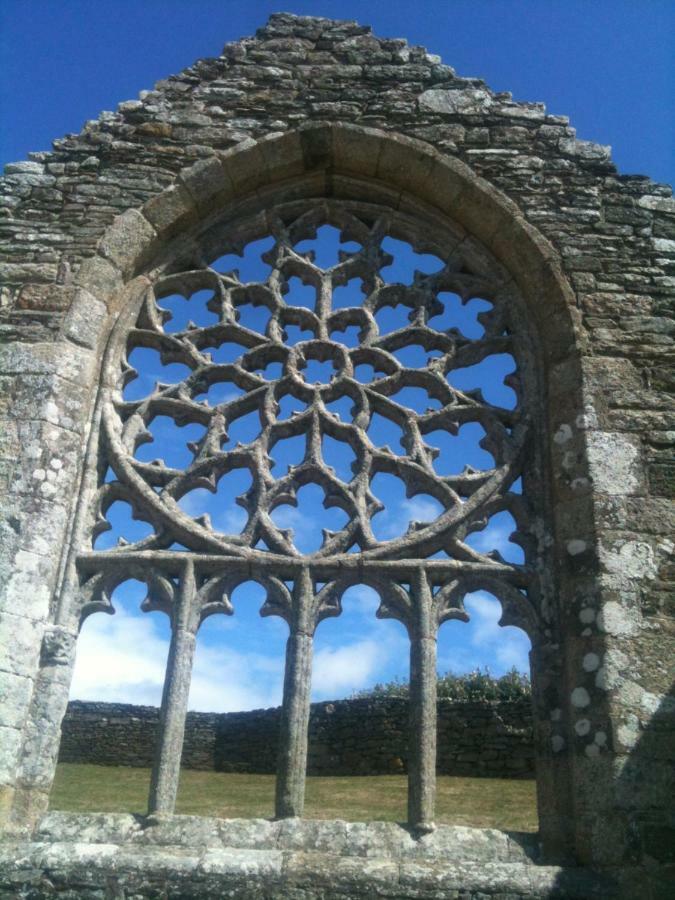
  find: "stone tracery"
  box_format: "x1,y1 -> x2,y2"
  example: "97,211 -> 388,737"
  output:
78,200 -> 543,829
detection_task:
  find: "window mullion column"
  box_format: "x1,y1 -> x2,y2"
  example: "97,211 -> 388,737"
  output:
408,568 -> 437,833
148,558 -> 197,816
275,567 -> 315,819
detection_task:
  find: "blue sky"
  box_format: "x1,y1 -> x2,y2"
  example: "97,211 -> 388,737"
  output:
1,0 -> 673,182
3,1 -> 670,710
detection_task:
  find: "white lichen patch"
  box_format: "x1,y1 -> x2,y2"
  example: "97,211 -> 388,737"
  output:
579,607 -> 596,624
596,601 -> 641,637
551,735 -> 565,753
586,431 -> 642,495
571,687 -> 591,708
640,690 -> 663,716
561,450 -> 576,471
575,409 -> 598,430
45,400 -> 60,419
616,727 -> 639,750
567,539 -> 587,556
600,541 -> 657,587
553,424 -> 573,445
574,718 -> 591,736
582,653 -> 600,672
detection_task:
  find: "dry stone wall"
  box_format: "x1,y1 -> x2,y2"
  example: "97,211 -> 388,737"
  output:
59,698 -> 535,778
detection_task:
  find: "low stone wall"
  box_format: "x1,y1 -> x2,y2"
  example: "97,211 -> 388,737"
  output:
59,697 -> 534,778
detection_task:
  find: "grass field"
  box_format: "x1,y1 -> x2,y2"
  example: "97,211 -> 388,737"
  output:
51,764 -> 538,832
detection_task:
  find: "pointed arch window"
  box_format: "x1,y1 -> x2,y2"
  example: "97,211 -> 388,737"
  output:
77,199 -> 544,830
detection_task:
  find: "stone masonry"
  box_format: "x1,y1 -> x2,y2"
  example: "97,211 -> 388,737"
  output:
0,13 -> 673,900
59,698 -> 535,778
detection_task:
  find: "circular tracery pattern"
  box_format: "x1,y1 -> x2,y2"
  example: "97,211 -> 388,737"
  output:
96,202 -> 531,564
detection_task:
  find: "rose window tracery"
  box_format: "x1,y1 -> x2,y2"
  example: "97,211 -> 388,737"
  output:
94,204 -> 531,568
78,199 -> 543,828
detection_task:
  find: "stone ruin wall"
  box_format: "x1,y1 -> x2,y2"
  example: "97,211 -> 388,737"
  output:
0,12 -> 673,899
59,697 -> 535,778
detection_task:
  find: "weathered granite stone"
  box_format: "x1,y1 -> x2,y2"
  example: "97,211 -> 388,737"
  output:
0,814 -> 644,898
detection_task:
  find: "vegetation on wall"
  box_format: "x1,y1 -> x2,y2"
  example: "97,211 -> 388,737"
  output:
352,667 -> 531,703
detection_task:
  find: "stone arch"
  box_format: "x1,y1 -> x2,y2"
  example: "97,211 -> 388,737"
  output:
74,123 -> 581,350
11,123 -> 589,854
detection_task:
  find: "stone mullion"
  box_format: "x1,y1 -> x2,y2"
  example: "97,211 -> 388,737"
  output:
275,567 -> 314,818
315,273 -> 332,336
148,558 -> 197,816
407,569 -> 437,832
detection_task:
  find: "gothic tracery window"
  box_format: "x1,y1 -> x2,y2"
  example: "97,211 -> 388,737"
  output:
77,199 -> 542,829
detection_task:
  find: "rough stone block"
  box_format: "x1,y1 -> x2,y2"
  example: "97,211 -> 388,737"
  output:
179,156 -> 233,213
419,87 -> 493,115
259,129 -> 306,181
16,284 -> 75,313
0,671 -> 33,732
332,125 -> 382,177
0,549 -> 54,621
98,209 -> 159,278
0,726 -> 22,785
0,611 -> 43,681
218,139 -> 267,198
73,255 -> 123,302
142,183 -> 199,238
0,262 -> 59,285
61,288 -> 108,349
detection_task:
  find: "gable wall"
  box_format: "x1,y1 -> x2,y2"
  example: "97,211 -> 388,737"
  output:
0,13 -> 672,873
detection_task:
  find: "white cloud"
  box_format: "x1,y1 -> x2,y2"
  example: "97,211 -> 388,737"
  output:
70,604 -> 403,711
466,521 -> 510,553
494,632 -> 531,670
312,639 -> 389,698
271,498 -> 347,551
465,515 -> 523,564
178,487 -> 247,534
70,607 -> 170,707
340,584 -> 381,615
405,496 -> 442,521
436,591 -> 531,676
376,494 -> 442,539
210,506 -> 247,534
189,639 -> 284,712
70,604 -> 285,712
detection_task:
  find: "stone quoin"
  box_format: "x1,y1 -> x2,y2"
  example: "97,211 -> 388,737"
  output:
0,13 -> 673,899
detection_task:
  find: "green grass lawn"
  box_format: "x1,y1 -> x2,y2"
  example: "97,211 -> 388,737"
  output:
51,764 -> 538,832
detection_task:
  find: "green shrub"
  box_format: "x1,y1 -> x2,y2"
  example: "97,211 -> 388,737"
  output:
352,667 -> 530,702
